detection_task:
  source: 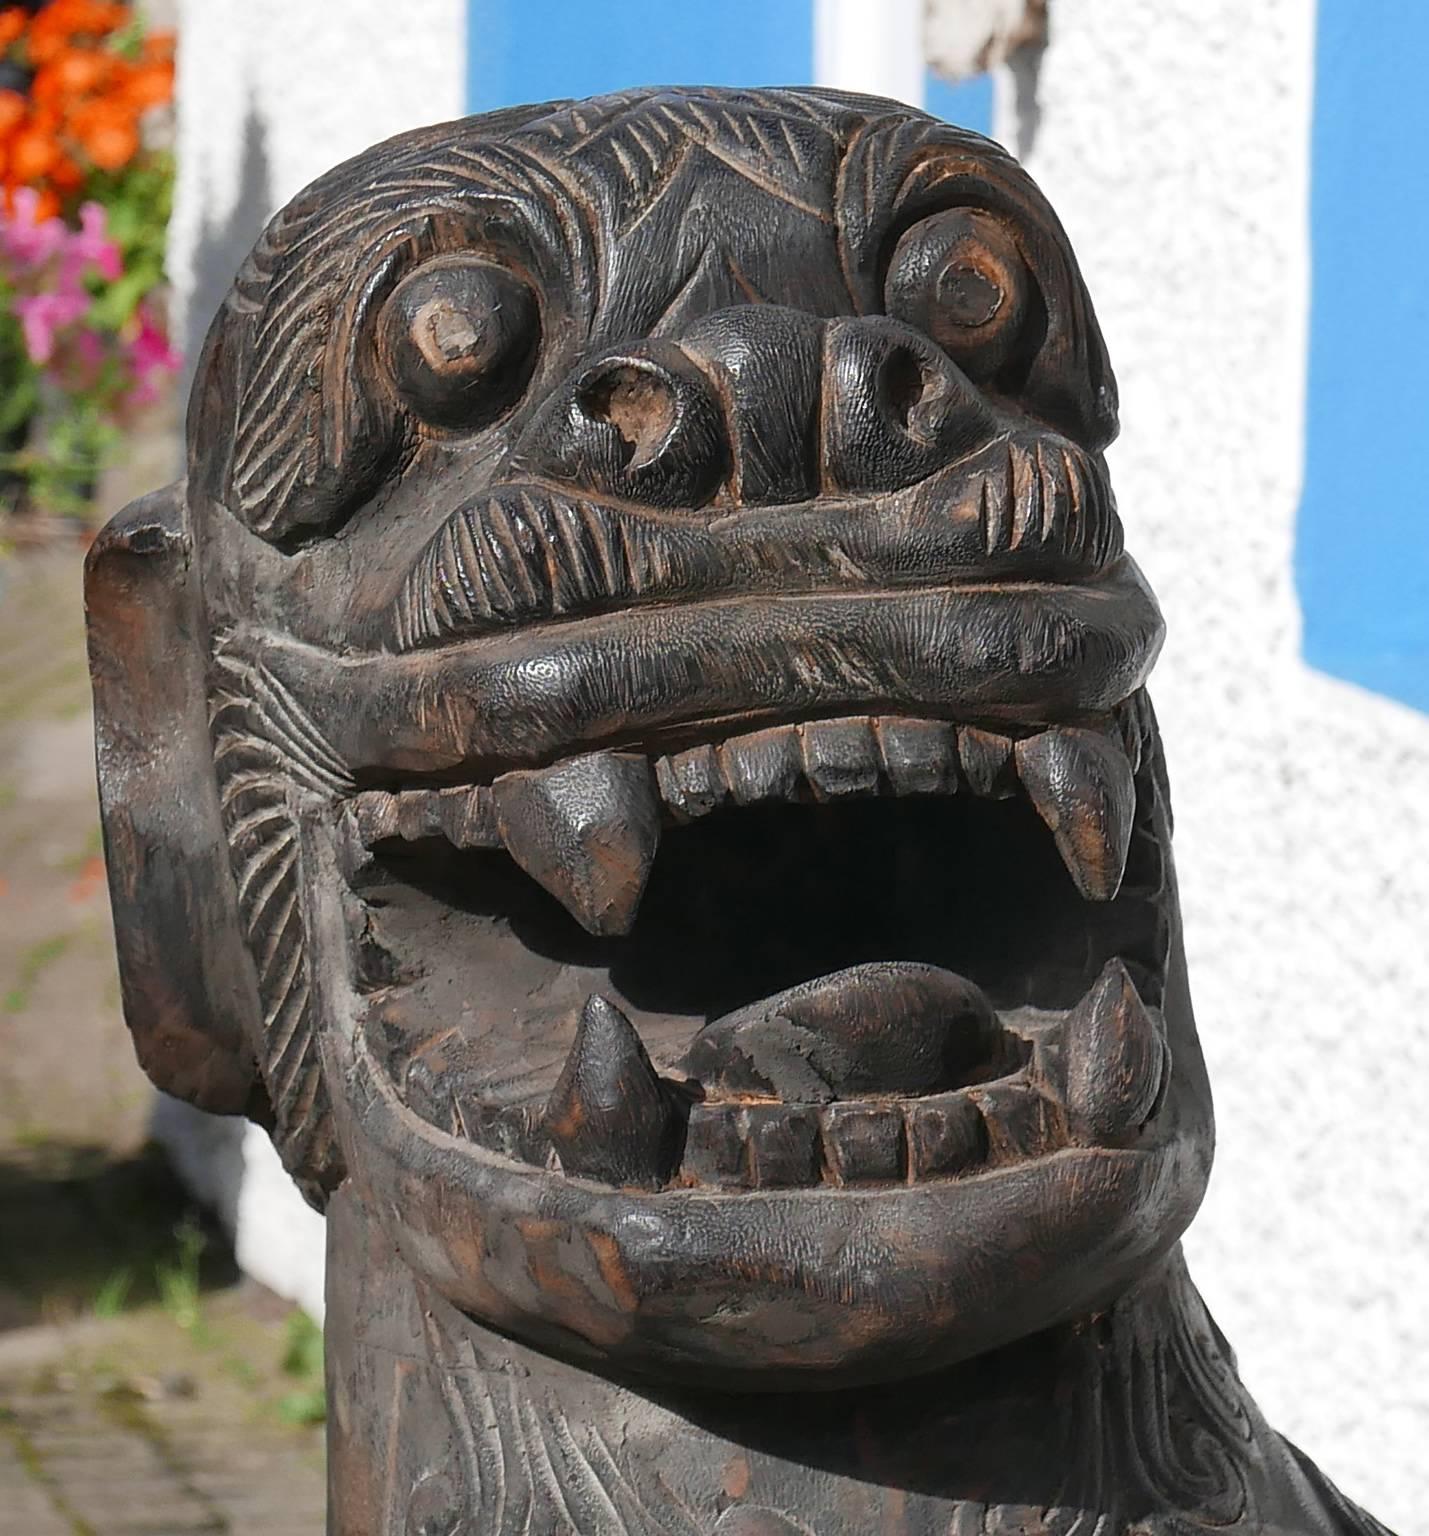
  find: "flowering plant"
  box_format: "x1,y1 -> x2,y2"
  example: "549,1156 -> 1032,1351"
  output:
0,1 -> 177,518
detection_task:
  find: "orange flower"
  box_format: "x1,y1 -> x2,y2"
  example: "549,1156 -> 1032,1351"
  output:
41,0 -> 127,33
26,2 -> 129,65
0,87 -> 26,142
47,149 -> 84,191
31,47 -> 115,107
0,7 -> 27,51
116,58 -> 173,112
8,122 -> 61,182
70,97 -> 138,171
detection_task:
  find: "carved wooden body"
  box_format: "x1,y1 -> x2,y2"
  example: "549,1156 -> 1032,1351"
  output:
85,88 -> 1391,1534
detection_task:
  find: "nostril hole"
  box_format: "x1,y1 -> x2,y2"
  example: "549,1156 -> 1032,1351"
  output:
581,366 -> 677,469
881,347 -> 938,442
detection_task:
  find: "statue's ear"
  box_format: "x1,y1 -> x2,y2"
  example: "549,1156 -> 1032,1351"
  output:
85,483 -> 266,1116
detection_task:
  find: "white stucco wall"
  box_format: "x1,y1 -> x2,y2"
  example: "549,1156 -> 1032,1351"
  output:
168,0 -> 468,377
994,3 -> 1427,1523
158,0 -> 467,1323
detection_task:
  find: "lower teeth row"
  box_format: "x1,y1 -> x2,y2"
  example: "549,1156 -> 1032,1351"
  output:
394,956 -> 1166,1194
425,1079 -> 1056,1192
679,1080 -> 1057,1191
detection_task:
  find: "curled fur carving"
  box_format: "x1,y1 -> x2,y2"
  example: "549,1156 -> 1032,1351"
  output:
1107,1263 -> 1255,1527
209,638 -> 352,1202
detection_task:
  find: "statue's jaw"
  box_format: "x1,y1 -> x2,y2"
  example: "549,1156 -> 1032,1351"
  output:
302,648 -> 1209,1384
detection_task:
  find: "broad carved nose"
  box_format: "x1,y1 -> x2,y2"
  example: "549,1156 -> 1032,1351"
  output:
820,316 -> 997,494
516,308 -> 997,510
513,340 -> 729,509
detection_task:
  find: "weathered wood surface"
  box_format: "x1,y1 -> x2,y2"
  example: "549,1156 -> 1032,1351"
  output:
86,87 -> 1392,1534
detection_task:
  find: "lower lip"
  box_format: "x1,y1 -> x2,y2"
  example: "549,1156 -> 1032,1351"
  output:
329,1016 -> 1200,1390
249,559 -> 1164,780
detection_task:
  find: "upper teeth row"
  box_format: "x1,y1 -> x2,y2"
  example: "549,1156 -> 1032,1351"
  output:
653,710 -> 1144,822
347,700 -> 1148,844
343,697 -> 1151,936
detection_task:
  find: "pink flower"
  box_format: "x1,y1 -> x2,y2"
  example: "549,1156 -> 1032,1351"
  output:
0,187 -> 67,272
64,201 -> 123,284
73,329 -> 106,370
124,307 -> 180,404
55,326 -> 110,392
14,290 -> 90,364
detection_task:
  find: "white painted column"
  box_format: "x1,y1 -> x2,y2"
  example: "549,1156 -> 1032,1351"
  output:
170,0 -> 467,378
813,0 -> 925,107
161,0 -> 467,1322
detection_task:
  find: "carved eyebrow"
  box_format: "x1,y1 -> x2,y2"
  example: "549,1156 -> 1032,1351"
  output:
697,139 -> 833,224
220,138 -> 597,543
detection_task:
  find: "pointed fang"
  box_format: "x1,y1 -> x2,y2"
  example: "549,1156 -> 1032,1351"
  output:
493,751 -> 660,936
1015,727 -> 1135,901
543,995 -> 680,1188
1062,959 -> 1166,1145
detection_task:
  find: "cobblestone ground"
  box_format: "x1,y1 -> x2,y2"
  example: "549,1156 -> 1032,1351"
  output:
1,542 -> 326,1533
0,1287 -> 327,1536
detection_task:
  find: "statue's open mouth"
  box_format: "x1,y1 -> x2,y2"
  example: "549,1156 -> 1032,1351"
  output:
267,553 -> 1208,1388
349,692 -> 1167,1193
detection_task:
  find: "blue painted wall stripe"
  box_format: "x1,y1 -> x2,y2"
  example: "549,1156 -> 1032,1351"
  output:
467,0 -> 814,113
926,72 -> 993,139
466,0 -> 994,139
1299,0 -> 1429,712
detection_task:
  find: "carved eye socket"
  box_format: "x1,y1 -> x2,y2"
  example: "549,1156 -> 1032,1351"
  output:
884,209 -> 1029,384
379,255 -> 539,429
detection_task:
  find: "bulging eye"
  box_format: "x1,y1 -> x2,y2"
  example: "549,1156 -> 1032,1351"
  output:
884,209 -> 1029,384
379,255 -> 539,429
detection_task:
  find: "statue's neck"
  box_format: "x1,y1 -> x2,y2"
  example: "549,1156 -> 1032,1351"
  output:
326,1191 -> 1355,1533
658,1248 -> 1262,1518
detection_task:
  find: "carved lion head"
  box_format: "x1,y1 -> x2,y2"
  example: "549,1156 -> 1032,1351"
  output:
87,87 -> 1212,1387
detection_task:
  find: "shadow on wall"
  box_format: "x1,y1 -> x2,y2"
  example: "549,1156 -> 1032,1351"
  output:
180,97 -> 274,412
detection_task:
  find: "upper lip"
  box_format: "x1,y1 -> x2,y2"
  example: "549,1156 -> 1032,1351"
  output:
233,555 -> 1164,785
386,427 -> 1121,652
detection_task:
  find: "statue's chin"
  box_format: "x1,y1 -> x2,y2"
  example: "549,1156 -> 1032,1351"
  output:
311,691 -> 1212,1387
336,1042 -> 1206,1388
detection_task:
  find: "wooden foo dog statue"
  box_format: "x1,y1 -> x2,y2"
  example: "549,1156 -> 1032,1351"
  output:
85,88 -> 1392,1534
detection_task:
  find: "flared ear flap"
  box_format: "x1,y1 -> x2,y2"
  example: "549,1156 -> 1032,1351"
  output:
84,483 -> 265,1115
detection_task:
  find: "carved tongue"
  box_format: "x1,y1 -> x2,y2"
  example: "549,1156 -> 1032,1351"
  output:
1014,727 -> 1135,901
681,962 -> 999,1103
1061,958 -> 1166,1144
543,995 -> 681,1188
492,751 -> 660,936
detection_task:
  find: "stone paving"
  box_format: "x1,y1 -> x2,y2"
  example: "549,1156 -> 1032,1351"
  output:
0,1291 -> 326,1535
1,542 -> 326,1533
